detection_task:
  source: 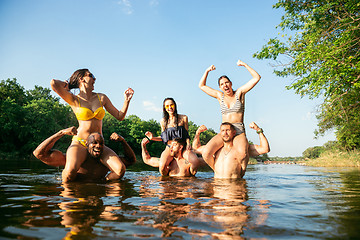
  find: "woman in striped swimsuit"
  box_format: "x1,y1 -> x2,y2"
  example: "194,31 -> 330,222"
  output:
198,60 -> 261,175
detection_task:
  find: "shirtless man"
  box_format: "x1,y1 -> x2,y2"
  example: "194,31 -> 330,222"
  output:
192,122 -> 270,178
33,127 -> 136,182
141,137 -> 202,177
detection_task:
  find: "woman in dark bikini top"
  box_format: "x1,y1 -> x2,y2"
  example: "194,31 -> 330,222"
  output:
145,97 -> 195,175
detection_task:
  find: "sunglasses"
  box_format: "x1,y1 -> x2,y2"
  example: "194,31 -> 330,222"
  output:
165,104 -> 175,110
87,73 -> 95,79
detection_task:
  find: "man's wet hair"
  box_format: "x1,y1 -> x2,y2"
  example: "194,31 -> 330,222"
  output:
172,137 -> 186,150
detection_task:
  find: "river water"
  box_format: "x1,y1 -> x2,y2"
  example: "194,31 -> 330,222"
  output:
0,164 -> 360,239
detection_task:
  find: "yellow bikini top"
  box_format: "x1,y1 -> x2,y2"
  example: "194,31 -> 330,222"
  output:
74,94 -> 105,121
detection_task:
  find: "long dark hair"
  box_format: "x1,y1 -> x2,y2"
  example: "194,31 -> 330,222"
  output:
163,97 -> 178,130
68,68 -> 89,89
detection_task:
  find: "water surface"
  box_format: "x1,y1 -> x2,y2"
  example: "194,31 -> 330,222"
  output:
1,164 -> 360,239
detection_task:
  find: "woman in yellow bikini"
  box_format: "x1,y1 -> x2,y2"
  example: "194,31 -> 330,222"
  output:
199,59 -> 261,175
51,69 -> 134,182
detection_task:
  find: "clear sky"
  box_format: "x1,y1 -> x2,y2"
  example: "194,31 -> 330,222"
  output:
0,0 -> 335,157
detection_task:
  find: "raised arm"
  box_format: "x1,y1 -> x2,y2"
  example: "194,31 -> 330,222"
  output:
144,131 -> 162,142
248,122 -> 270,157
103,88 -> 134,121
110,132 -> 136,167
236,60 -> 261,94
141,138 -> 161,168
199,65 -> 222,99
33,127 -> 77,167
144,118 -> 167,142
50,79 -> 76,105
192,125 -> 207,155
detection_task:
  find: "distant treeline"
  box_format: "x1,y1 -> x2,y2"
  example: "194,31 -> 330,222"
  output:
268,156 -> 303,162
302,141 -> 340,159
0,78 -> 216,160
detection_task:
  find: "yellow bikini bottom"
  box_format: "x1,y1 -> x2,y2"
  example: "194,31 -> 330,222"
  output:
72,136 -> 87,148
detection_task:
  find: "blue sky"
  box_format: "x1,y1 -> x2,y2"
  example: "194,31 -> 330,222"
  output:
0,0 -> 335,157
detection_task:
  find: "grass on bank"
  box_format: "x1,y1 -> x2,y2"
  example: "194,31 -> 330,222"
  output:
303,149 -> 360,167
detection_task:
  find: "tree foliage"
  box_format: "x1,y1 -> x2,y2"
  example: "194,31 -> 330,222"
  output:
303,146 -> 325,159
0,78 -> 217,160
103,114 -> 164,158
302,140 -> 340,159
254,0 -> 360,149
0,79 -> 76,156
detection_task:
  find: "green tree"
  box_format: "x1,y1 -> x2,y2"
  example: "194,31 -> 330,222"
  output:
254,0 -> 360,149
303,146 -> 325,159
0,78 -> 27,105
0,98 -> 27,154
26,85 -> 60,102
23,99 -> 76,153
0,79 -> 76,157
103,114 -> 163,157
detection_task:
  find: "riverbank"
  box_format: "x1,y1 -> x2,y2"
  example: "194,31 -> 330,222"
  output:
261,149 -> 360,167
254,149 -> 360,168
303,149 -> 360,167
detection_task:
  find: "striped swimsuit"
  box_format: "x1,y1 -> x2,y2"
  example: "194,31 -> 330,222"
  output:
220,92 -> 245,135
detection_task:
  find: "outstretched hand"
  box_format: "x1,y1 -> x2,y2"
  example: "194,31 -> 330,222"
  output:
124,88 -> 134,101
61,126 -> 77,136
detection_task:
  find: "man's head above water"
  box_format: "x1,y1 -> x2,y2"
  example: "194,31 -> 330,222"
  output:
86,132 -> 104,159
220,122 -> 236,143
169,137 -> 186,158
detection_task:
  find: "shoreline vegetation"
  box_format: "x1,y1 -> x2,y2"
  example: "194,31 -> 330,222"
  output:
1,149 -> 360,172
2,79 -> 359,170
301,149 -> 360,168
260,149 -> 360,168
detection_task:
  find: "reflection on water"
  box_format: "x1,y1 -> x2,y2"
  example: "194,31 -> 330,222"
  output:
135,176 -> 253,239
0,165 -> 360,239
58,181 -> 133,239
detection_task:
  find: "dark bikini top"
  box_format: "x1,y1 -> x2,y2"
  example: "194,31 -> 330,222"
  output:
160,126 -> 189,144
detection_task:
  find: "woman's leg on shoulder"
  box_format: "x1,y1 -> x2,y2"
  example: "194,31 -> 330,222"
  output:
202,134 -> 224,170
233,133 -> 249,177
183,149 -> 206,171
101,146 -> 126,181
159,146 -> 172,176
63,143 -> 88,182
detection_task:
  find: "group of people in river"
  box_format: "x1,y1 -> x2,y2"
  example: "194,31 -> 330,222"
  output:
33,59 -> 270,182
